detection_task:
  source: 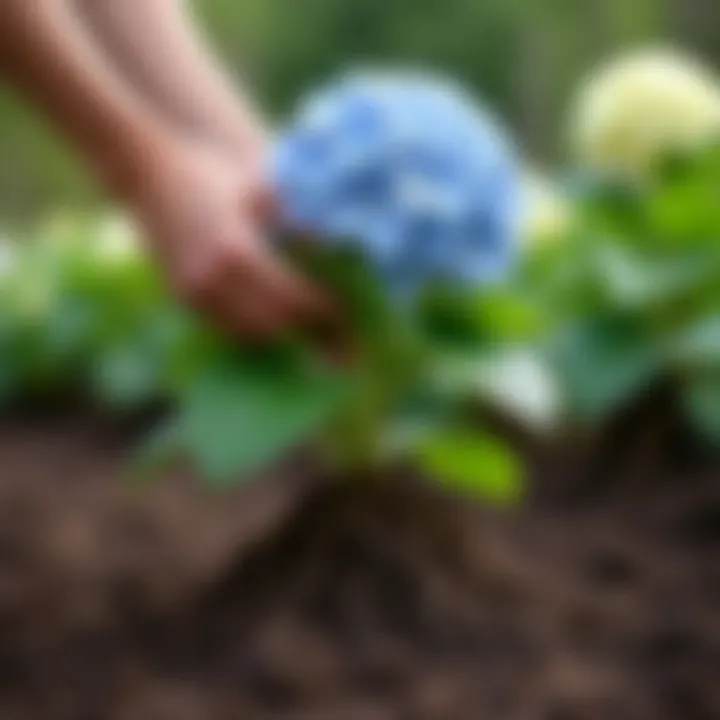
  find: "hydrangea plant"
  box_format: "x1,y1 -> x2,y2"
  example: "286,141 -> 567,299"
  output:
526,138 -> 720,438
0,72 -> 526,503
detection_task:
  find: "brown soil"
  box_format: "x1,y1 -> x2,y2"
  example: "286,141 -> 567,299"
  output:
0,403 -> 717,720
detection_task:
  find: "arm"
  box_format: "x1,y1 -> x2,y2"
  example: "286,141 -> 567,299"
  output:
0,0 -> 176,199
0,0 -> 330,340
75,0 -> 267,166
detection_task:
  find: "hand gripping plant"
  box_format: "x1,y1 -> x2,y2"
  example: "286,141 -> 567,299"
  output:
0,72 -> 526,504
146,71 -> 524,502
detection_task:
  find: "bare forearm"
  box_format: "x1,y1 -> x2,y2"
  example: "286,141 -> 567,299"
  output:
0,0 -> 177,199
75,0 -> 267,165
0,1 -> 329,343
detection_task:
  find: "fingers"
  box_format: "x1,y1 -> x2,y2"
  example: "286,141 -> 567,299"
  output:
239,238 -> 335,325
175,248 -> 284,342
216,277 -> 291,342
174,227 -> 343,348
239,248 -> 349,353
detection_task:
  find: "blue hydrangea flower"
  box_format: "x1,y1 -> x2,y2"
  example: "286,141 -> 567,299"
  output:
273,71 -> 521,292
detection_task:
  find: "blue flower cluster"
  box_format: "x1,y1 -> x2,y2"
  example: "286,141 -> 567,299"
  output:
273,71 -> 520,291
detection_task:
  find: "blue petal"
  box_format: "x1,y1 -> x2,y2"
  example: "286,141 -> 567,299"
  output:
273,70 -> 520,294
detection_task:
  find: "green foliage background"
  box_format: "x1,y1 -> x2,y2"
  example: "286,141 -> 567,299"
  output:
0,0 -> 715,221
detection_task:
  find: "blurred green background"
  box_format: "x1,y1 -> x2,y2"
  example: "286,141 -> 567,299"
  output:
0,0 -> 717,221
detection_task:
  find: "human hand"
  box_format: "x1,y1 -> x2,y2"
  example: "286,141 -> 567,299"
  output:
130,139 -> 335,343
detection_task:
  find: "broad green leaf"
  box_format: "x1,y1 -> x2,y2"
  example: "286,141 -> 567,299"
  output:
421,287 -> 487,348
592,243 -> 716,310
481,291 -> 548,341
93,342 -> 162,410
578,178 -> 646,238
43,297 -> 97,362
180,353 -> 349,486
422,286 -> 546,350
418,429 -> 523,505
648,148 -> 720,242
552,320 -> 659,422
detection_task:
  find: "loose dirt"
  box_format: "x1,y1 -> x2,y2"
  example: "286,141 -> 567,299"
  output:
0,404 -> 716,719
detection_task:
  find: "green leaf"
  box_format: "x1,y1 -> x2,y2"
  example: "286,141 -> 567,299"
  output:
579,177 -> 646,237
421,287 -> 486,348
418,429 -> 523,505
43,297 -> 97,361
421,286 -> 546,350
180,352 -> 349,486
479,290 -> 548,341
552,319 -> 659,422
93,342 -> 161,410
592,243 -> 715,310
648,150 -> 720,241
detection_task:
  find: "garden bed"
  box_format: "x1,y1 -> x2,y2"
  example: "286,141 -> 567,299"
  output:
0,402 -> 716,719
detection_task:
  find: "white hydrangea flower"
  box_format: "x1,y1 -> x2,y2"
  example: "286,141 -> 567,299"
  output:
570,48 -> 720,177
